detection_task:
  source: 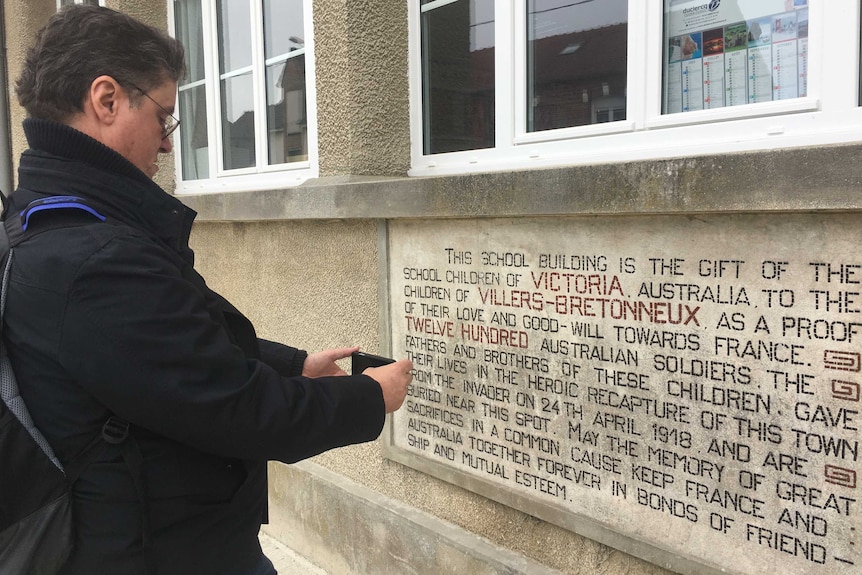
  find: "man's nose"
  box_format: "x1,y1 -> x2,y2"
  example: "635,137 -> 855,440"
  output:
159,134 -> 173,153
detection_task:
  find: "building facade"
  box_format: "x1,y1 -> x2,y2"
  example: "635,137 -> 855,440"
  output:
3,2 -> 860,574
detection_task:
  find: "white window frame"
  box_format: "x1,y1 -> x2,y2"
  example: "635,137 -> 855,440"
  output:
168,0 -> 319,195
409,0 -> 862,178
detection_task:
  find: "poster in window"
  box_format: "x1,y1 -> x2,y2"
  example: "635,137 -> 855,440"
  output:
663,0 -> 810,114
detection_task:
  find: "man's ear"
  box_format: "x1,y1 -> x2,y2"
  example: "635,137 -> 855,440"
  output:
88,75 -> 123,126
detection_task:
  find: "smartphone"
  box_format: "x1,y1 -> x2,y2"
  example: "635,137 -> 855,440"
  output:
351,351 -> 395,374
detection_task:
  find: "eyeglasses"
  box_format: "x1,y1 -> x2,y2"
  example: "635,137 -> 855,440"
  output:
126,82 -> 180,139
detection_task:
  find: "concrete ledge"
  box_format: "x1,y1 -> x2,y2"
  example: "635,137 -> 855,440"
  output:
265,460 -> 566,575
260,532 -> 328,575
180,144 -> 862,222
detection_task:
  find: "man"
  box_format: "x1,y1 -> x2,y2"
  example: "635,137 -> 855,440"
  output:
6,5 -> 412,574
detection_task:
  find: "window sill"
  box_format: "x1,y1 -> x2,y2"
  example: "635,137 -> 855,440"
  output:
179,143 -> 862,223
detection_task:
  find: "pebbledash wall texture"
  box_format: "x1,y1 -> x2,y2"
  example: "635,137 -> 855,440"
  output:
5,2 -> 861,575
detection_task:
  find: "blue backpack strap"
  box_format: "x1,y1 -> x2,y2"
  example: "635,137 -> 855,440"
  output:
19,196 -> 107,232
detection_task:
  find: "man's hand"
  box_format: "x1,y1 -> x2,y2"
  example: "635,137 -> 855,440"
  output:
302,346 -> 359,378
302,347 -> 412,413
363,359 -> 413,413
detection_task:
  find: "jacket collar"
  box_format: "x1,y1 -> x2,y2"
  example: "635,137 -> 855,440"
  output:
15,118 -> 196,259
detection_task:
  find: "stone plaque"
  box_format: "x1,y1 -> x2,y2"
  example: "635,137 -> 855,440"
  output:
384,214 -> 859,575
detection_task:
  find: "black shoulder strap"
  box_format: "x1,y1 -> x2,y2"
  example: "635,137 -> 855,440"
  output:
0,217 -> 14,348
0,195 -> 114,471
0,214 -> 8,256
0,195 -> 153,570
5,196 -> 152,573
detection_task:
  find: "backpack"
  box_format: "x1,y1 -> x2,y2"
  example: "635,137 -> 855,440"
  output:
0,196 -> 141,575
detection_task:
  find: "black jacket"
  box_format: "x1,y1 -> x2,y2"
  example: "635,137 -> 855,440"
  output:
5,119 -> 385,574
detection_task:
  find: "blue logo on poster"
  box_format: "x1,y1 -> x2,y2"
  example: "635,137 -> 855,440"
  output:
709,0 -> 721,11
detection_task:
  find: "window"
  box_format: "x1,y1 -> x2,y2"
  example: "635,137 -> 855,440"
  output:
420,0 -> 495,154
57,0 -> 104,7
663,1 -> 809,113
170,0 -> 317,193
410,1 -> 862,177
526,0 -> 627,132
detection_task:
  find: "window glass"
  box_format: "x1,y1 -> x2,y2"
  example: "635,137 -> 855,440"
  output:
217,0 -> 253,72
263,0 -> 308,164
263,0 -> 302,56
217,0 -> 255,170
179,85 -> 209,179
177,0 -> 206,84
58,0 -> 102,6
220,72 -> 256,170
663,0 -> 810,114
266,58 -> 308,163
527,0 -> 627,132
175,0 -> 208,180
421,0 -> 496,154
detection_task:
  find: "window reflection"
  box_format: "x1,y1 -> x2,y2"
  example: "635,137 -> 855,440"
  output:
175,0 -> 209,179
221,73 -> 255,170
263,0 -> 308,165
421,0 -> 495,154
179,86 -> 209,180
217,0 -> 252,72
217,0 -> 254,170
264,0 -> 304,57
266,57 -> 308,164
527,0 -> 628,132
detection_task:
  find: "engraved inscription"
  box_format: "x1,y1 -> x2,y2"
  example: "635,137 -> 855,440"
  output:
389,215 -> 861,575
